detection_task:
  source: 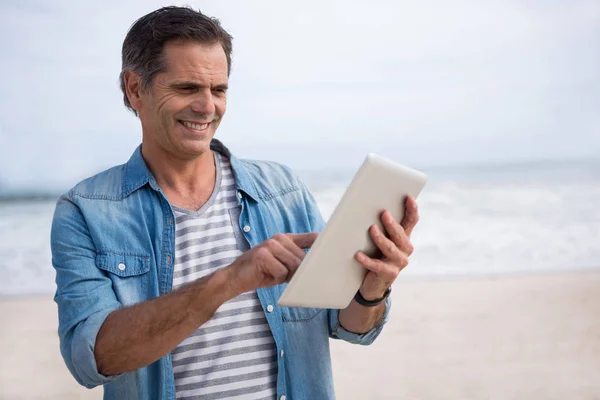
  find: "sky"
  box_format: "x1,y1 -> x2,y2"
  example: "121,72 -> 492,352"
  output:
0,0 -> 599,191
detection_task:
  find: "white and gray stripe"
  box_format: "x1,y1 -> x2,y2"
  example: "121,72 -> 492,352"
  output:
171,152 -> 277,400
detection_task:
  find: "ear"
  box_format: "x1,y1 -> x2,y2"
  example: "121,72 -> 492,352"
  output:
123,71 -> 144,112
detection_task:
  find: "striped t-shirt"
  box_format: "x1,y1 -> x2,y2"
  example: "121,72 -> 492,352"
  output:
171,152 -> 277,400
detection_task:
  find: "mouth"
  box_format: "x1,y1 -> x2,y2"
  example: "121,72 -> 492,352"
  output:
179,120 -> 210,133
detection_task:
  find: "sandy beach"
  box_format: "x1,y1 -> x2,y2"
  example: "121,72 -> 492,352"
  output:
1,271 -> 599,400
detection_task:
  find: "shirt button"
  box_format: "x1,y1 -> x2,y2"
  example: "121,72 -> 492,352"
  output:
117,263 -> 126,271
280,396 -> 286,400
168,216 -> 173,226
266,304 -> 274,313
167,255 -> 172,265
243,225 -> 251,233
280,349 -> 284,357
237,192 -> 243,199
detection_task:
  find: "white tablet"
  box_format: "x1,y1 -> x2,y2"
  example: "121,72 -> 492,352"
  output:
278,153 -> 428,309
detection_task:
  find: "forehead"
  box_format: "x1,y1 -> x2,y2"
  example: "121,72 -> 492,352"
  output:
160,40 -> 228,82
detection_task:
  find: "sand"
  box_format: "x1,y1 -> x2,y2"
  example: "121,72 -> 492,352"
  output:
1,271 -> 599,400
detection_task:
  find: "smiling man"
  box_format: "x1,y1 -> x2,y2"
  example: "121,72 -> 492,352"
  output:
51,6 -> 419,400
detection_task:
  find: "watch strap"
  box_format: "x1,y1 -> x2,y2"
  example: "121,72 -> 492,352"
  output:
354,286 -> 392,307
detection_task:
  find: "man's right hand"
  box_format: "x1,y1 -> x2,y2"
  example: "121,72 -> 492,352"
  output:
227,233 -> 318,294
94,232 -> 317,376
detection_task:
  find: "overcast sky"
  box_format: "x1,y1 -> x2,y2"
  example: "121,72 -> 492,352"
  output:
0,0 -> 599,191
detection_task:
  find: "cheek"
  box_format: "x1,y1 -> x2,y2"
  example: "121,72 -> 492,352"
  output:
215,97 -> 227,118
155,92 -> 184,118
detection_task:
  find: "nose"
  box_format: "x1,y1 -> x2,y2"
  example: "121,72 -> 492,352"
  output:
189,88 -> 215,117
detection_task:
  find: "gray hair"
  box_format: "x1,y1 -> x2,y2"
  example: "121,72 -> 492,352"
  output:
119,6 -> 233,114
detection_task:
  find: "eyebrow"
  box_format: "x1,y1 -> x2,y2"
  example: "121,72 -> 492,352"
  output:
171,81 -> 228,91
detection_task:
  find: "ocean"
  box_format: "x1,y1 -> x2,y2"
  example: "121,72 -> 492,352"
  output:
1,158 -> 599,296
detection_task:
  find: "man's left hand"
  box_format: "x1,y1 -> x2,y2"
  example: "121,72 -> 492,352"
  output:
354,196 -> 419,300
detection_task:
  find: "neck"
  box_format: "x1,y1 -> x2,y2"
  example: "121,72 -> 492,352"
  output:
141,142 -> 217,210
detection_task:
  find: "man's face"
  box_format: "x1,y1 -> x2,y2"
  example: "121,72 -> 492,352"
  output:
137,40 -> 228,159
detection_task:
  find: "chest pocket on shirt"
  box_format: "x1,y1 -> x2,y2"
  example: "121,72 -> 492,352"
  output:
281,306 -> 324,322
96,252 -> 151,306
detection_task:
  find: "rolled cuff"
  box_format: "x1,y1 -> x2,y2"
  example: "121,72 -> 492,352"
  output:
328,296 -> 392,345
70,306 -> 122,388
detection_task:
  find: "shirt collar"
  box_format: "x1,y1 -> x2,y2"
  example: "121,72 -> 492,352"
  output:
122,138 -> 260,202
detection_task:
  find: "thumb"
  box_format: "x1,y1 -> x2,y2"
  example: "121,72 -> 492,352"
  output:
288,232 -> 319,249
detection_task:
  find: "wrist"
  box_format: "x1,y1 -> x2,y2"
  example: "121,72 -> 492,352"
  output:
359,286 -> 389,301
182,270 -> 236,328
189,268 -> 239,318
212,267 -> 243,300
354,286 -> 391,308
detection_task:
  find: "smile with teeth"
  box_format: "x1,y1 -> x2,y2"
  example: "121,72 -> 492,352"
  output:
181,120 -> 209,131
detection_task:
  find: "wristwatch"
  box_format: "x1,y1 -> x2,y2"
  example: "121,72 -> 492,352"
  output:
354,286 -> 392,307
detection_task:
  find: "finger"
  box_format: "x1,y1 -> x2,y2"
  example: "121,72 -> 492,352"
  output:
400,196 -> 419,237
265,238 -> 303,270
354,251 -> 389,274
288,232 -> 319,249
381,210 -> 413,255
255,247 -> 290,284
369,224 -> 402,261
356,250 -> 409,275
273,233 -> 307,260
275,235 -> 306,279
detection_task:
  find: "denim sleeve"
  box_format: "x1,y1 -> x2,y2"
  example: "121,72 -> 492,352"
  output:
51,192 -> 122,388
327,297 -> 391,345
297,179 -> 392,345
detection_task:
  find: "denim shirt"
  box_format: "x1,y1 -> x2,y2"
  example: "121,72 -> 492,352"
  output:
51,140 -> 391,400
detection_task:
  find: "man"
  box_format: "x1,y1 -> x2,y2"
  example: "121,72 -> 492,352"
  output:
51,6 -> 419,400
